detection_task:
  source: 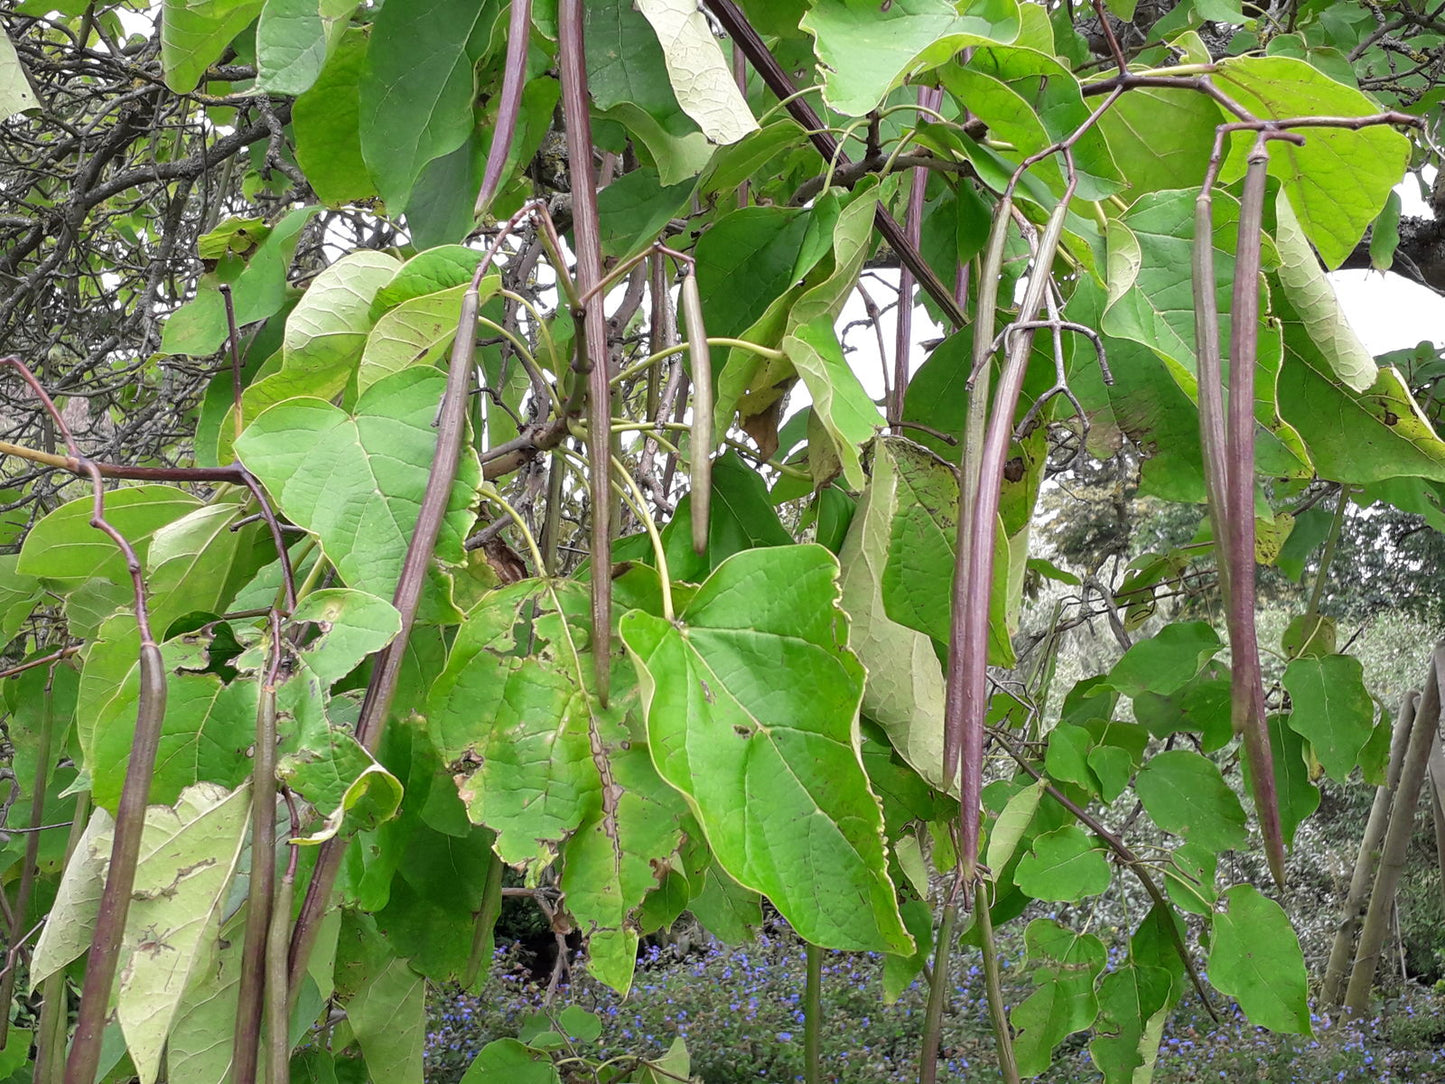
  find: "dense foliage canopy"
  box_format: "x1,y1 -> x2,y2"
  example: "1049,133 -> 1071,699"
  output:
2,1 -> 1445,1082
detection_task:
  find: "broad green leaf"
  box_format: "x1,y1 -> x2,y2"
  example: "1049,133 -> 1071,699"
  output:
1096,85 -> 1220,198
30,805 -> 113,984
161,207 -> 318,357
91,666 -> 258,811
116,782 -> 252,1084
1087,747 -> 1135,805
405,133 -> 486,248
0,553 -> 43,644
1281,612 -> 1337,659
883,899 -> 934,1004
687,862 -> 761,943
161,0 -> 267,93
585,0 -> 713,184
1207,884 -> 1310,1034
264,248 -> 401,400
1089,963 -> 1173,1084
985,778 -> 1044,871
461,1039 -> 561,1084
877,436 -> 1017,667
1282,654 -> 1376,782
198,217 -> 272,260
693,204 -> 810,374
357,282 -> 468,396
837,441 -> 950,792
635,0 -> 758,144
426,580 -> 598,867
1044,723 -> 1095,794
783,316 -> 886,490
1163,840 -> 1219,916
294,29 -> 376,205
32,784 -> 250,1083
1134,750 -> 1248,852
1214,56 -> 1410,269
280,726 -> 403,843
620,544 -> 911,954
596,169 -> 696,261
1276,351 -> 1445,484
714,189 -> 878,437
0,1029 -> 30,1077
372,246 -> 487,316
801,0 -> 1020,116
1273,195 -> 1375,393
348,957 -> 426,1084
1244,714 -> 1319,850
75,614 -> 143,771
359,0 -> 497,212
235,366 -> 481,604
1132,669 -> 1234,752
632,1036 -> 693,1084
145,499 -> 271,635
940,44 -> 1122,199
1010,918 -> 1105,1078
546,584 -> 687,995
698,119 -> 805,198
1106,621 -> 1221,698
1370,189 -> 1402,270
257,0 -> 354,95
1015,825 -> 1112,902
18,484 -> 204,585
1065,279 -> 1207,502
0,29 -> 38,117
166,930 -> 243,1084
288,588 -> 402,687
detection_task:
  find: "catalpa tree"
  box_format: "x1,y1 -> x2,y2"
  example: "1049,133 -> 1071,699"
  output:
0,1 -> 1442,1082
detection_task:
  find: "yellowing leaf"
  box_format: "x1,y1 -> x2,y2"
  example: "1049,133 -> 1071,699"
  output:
636,0 -> 758,145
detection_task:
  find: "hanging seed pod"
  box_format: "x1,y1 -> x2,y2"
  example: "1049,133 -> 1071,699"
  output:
681,267 -> 712,556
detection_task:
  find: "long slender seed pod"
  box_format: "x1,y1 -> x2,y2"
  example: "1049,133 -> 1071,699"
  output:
647,252 -> 671,422
949,183 -> 1076,883
265,850 -> 295,1084
1192,184 -> 1233,612
1226,147 -> 1286,888
681,268 -> 712,555
476,0 -> 532,214
66,642 -> 168,1084
943,202 -> 1012,793
558,0 -> 614,703
891,85 -> 943,429
289,270 -> 485,999
233,623 -> 281,1084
